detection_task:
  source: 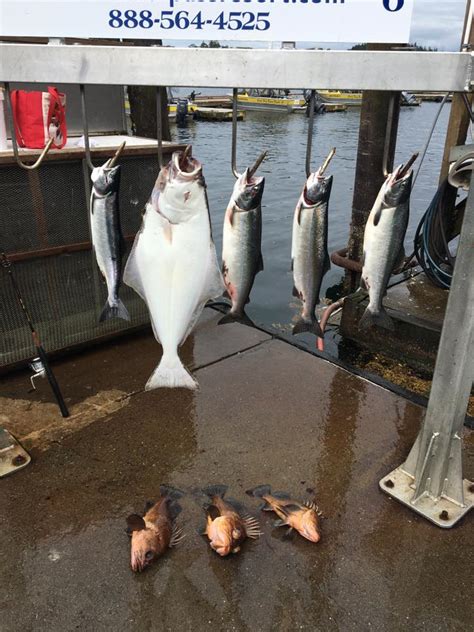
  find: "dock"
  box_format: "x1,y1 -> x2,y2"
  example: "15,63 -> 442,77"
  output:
323,103 -> 348,113
340,272 -> 447,372
192,95 -> 233,108
1,307 -> 472,630
414,92 -> 453,102
193,107 -> 245,122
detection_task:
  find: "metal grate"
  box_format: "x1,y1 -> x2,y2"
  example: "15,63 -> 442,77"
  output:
0,154 -> 160,368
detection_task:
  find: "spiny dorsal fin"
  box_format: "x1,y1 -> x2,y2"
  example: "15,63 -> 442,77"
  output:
169,524 -> 185,547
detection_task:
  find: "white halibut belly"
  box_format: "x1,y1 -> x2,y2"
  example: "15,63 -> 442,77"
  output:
132,208 -> 213,353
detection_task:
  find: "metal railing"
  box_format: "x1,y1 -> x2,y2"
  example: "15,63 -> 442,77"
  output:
0,45 -> 472,91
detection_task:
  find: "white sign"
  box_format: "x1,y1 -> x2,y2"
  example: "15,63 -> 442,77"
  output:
0,0 -> 414,43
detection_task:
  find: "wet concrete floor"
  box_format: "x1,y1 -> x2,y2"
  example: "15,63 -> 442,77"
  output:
1,309 -> 473,631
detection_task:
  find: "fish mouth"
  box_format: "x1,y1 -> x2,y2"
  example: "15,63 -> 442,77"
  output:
385,163 -> 413,205
389,160 -> 414,186
303,172 -> 332,206
234,168 -> 264,210
131,553 -> 149,572
210,541 -> 232,556
170,151 -> 202,181
301,530 -> 321,543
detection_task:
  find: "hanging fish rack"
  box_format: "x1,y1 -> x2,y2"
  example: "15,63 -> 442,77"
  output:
1,42 -> 473,529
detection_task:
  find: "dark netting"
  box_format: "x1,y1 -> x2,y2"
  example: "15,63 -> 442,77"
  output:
0,153 -> 161,369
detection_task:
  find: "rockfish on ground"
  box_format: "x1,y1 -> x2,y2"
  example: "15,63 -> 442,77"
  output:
247,485 -> 321,543
360,159 -> 414,331
127,485 -> 184,572
202,484 -> 262,556
124,149 -> 223,390
291,157 -> 333,337
90,160 -> 130,322
221,168 -> 265,325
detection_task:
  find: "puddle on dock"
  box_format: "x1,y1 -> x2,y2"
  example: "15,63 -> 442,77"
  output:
1,312 -> 472,630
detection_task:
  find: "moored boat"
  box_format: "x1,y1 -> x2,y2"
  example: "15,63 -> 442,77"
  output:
317,90 -> 363,106
235,89 -> 306,113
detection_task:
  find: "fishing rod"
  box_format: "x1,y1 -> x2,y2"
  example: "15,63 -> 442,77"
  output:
1,253 -> 70,418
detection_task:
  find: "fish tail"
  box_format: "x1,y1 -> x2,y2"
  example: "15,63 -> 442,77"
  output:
292,317 -> 323,338
145,355 -> 198,391
202,484 -> 228,499
359,305 -> 394,331
99,298 -> 130,323
245,485 -> 272,498
160,484 -> 185,501
218,310 -> 254,327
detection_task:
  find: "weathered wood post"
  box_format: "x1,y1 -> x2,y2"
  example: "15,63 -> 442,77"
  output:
126,40 -> 171,142
432,3 -> 473,250
439,0 -> 473,184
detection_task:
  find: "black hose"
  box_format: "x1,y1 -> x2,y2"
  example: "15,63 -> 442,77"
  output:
413,179 -> 462,289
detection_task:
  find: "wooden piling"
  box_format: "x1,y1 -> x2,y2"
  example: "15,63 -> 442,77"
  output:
126,39 -> 171,143
439,2 -> 473,183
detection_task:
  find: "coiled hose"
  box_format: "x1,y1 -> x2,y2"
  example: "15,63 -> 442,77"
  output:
413,179 -> 456,289
414,151 -> 472,289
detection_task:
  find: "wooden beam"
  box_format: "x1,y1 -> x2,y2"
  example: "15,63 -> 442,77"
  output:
439,0 -> 474,183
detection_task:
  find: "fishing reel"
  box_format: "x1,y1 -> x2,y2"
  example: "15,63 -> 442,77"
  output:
29,357 -> 46,391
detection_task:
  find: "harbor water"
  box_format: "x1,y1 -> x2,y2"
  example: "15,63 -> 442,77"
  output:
171,102 -> 452,336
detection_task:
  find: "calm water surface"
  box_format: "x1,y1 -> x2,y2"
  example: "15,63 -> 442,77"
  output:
171,102 -> 450,333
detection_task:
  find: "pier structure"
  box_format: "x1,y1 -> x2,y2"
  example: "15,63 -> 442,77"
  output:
1,41 -> 473,530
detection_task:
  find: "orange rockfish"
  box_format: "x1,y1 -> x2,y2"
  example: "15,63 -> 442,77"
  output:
202,485 -> 261,556
126,485 -> 185,572
247,485 -> 321,543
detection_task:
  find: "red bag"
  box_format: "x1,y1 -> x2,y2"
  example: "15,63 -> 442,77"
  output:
11,86 -> 67,149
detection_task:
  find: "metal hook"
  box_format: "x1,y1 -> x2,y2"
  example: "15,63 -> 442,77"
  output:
305,90 -> 316,178
79,84 -> 96,170
231,88 -> 239,178
4,82 -> 54,170
156,87 -> 163,170
231,88 -> 266,179
107,140 -> 127,168
382,93 -> 397,177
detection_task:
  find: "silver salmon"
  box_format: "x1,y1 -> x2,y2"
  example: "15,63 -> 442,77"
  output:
360,163 -> 413,331
124,149 -> 223,390
291,165 -> 332,337
90,161 -> 130,322
220,169 -> 264,325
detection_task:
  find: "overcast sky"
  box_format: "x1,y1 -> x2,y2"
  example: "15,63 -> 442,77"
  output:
167,0 -> 469,51
410,0 -> 467,50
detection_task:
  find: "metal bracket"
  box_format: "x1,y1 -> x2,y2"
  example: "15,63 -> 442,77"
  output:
380,152 -> 474,528
0,428 -> 31,478
380,468 -> 473,528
